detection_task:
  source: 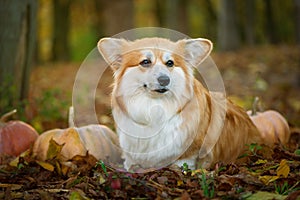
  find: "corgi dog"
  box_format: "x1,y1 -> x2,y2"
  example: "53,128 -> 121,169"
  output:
97,37 -> 262,170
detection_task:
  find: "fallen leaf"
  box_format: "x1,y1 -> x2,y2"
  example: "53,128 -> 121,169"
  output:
217,175 -> 235,191
69,190 -> 90,200
9,149 -> 30,167
191,168 -> 206,176
60,161 -> 77,176
177,180 -> 184,187
111,179 -> 121,190
259,175 -> 279,185
0,183 -> 22,190
179,191 -> 191,200
157,176 -> 168,185
36,160 -> 54,171
276,159 -> 290,178
98,174 -> 106,185
47,138 -> 64,160
246,191 -> 286,200
9,157 -> 19,167
254,159 -> 268,165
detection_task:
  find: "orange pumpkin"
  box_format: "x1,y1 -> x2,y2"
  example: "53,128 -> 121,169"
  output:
32,125 -> 122,164
32,107 -> 122,165
247,98 -> 290,146
0,110 -> 39,157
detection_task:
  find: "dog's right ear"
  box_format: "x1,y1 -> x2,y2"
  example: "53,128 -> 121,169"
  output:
97,38 -> 125,70
180,38 -> 213,67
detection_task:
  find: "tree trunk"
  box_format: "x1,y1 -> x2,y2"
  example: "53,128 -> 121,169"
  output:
52,0 -> 71,61
177,0 -> 189,34
265,0 -> 277,44
165,0 -> 177,29
155,0 -> 166,27
101,0 -> 134,36
164,0 -> 189,34
93,0 -> 105,39
245,0 -> 255,45
0,0 -> 37,111
295,0 -> 300,45
217,0 -> 240,51
203,0 -> 217,40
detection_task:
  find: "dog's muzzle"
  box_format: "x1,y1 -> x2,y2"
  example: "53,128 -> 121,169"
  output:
153,75 -> 170,93
143,75 -> 170,94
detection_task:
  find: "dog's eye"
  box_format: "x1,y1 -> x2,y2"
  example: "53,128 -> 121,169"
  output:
165,60 -> 174,67
140,59 -> 151,67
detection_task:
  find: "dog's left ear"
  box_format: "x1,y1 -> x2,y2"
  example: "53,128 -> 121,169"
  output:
97,37 -> 126,70
182,38 -> 213,67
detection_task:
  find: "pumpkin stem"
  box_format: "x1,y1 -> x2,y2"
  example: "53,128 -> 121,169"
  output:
251,97 -> 260,116
0,109 -> 17,123
68,106 -> 75,127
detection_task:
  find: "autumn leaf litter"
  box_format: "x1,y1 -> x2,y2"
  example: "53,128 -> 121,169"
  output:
0,140 -> 299,199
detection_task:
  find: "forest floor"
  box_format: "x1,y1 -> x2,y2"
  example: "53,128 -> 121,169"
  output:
1,45 -> 300,199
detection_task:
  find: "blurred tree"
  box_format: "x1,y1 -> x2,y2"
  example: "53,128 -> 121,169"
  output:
165,0 -> 178,29
202,0 -> 217,40
217,0 -> 240,51
93,0 -> 105,38
0,0 -> 37,112
155,0 -> 189,34
155,0 -> 165,27
166,0 -> 189,34
264,0 -> 278,44
52,0 -> 71,61
245,0 -> 255,45
101,0 -> 134,36
296,0 -> 300,45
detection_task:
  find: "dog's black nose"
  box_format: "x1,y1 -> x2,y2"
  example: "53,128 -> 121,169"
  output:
157,75 -> 170,86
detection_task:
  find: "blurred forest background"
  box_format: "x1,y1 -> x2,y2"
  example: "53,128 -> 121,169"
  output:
0,0 -> 300,132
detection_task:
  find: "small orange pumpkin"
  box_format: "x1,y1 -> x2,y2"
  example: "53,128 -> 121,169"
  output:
32,107 -> 122,165
32,125 -> 122,164
0,110 -> 39,157
247,97 -> 290,146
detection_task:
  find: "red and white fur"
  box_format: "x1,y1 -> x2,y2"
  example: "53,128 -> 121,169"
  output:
98,37 -> 262,170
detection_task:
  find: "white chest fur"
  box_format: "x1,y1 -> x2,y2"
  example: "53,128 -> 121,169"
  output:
113,94 -> 198,170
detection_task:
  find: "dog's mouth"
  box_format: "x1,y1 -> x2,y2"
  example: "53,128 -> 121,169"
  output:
154,88 -> 169,93
143,84 -> 169,94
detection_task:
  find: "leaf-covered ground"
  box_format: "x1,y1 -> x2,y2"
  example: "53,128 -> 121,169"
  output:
1,45 -> 299,199
0,143 -> 300,199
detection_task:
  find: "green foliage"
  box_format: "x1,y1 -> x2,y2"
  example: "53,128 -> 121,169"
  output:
274,181 -> 300,195
0,76 -> 15,109
275,181 -> 289,195
70,29 -> 98,62
35,88 -> 69,121
69,191 -> 89,200
238,143 -> 263,160
182,163 -> 190,173
95,160 -> 108,177
199,170 -> 215,198
30,88 -> 70,132
248,143 -> 262,156
0,76 -> 27,120
68,177 -> 84,189
182,163 -> 215,198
